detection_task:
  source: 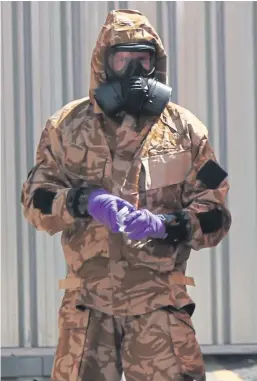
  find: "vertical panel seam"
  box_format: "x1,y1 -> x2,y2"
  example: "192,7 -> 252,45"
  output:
108,1 -> 116,12
253,2 -> 257,207
71,3 -> 82,99
60,3 -> 68,105
216,1 -> 231,345
204,1 -> 218,345
10,1 -> 22,347
167,1 -> 178,101
23,1 -> 38,347
118,1 -> 128,8
156,2 -> 164,44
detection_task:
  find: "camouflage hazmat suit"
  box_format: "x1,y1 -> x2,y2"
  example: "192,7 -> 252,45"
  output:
21,9 -> 231,381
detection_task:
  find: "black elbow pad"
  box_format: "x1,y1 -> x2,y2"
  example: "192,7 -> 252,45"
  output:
33,188 -> 57,215
196,208 -> 223,234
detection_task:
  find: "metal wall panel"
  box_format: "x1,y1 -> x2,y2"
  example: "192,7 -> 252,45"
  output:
1,2 -> 20,347
174,1 -> 214,345
1,1 -> 257,351
224,2 -> 257,344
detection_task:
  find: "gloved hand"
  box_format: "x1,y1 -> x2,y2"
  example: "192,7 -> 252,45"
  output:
87,189 -> 135,233
123,209 -> 167,240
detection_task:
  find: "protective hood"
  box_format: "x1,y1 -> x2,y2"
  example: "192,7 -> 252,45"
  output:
89,9 -> 167,114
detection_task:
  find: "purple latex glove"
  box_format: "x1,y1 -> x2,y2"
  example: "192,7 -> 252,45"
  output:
124,209 -> 167,240
87,189 -> 134,233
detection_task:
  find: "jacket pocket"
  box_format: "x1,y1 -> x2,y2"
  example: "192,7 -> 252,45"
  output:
51,305 -> 90,381
141,150 -> 191,191
165,307 -> 206,381
139,150 -> 191,211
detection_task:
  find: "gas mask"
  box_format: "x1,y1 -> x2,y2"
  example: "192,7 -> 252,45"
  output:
94,43 -> 172,117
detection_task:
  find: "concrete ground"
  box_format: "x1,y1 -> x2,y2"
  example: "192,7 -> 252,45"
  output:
204,355 -> 257,381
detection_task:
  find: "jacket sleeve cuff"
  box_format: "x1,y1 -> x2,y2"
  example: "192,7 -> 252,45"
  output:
156,211 -> 192,245
33,186 -> 102,221
66,186 -> 101,218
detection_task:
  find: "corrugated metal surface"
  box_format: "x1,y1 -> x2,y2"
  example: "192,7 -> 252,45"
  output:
1,1 -> 257,350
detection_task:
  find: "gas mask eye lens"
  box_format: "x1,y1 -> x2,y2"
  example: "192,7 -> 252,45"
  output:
108,51 -> 152,76
108,52 -> 130,73
138,55 -> 151,71
106,46 -> 156,78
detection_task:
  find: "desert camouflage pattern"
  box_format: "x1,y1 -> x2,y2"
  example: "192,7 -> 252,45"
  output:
21,9 -> 231,381
52,305 -> 205,381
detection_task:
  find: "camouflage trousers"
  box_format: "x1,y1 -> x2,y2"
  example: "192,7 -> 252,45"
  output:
51,306 -> 206,381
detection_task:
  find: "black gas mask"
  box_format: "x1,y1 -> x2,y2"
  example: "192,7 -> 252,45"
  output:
94,43 -> 172,117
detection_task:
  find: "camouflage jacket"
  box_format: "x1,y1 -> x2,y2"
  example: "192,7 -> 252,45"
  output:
21,10 -> 231,318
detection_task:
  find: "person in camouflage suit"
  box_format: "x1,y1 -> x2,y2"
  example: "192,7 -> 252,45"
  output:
21,9 -> 231,381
